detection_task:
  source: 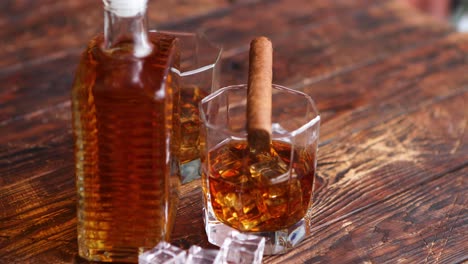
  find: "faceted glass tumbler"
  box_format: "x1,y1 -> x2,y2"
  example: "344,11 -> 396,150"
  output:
157,30 -> 222,184
199,84 -> 320,254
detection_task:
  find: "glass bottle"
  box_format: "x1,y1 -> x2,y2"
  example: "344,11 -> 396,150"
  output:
71,0 -> 180,262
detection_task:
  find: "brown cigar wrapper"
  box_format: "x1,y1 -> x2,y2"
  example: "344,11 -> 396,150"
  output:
247,37 -> 273,153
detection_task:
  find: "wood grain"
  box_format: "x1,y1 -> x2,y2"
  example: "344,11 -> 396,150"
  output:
0,0 -> 228,70
1,0 -> 467,263
0,1 -> 451,134
216,1 -> 452,86
267,166 -> 467,263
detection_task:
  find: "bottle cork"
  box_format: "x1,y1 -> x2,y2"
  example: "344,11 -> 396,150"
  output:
247,37 -> 273,154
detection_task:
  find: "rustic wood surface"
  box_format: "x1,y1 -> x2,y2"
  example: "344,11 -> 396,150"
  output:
1,0 -> 467,263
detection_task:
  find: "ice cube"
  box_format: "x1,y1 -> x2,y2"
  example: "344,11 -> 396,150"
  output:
186,245 -> 219,264
138,242 -> 186,264
180,158 -> 201,184
214,231 -> 265,264
211,144 -> 249,184
249,154 -> 289,185
239,212 -> 271,231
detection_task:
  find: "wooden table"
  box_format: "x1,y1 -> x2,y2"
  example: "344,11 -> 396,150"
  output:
1,0 -> 467,263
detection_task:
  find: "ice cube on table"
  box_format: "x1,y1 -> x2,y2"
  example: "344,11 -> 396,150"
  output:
214,231 -> 265,264
138,242 -> 186,264
186,245 -> 219,264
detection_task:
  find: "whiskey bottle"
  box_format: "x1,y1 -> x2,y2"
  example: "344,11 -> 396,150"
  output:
71,0 -> 180,262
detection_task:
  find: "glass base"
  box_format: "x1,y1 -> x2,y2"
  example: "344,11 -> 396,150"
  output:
203,203 -> 308,255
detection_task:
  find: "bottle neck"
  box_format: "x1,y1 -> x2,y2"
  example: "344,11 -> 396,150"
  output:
103,0 -> 152,57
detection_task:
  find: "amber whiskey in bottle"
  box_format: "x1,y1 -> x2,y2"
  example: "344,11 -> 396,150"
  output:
71,0 -> 180,262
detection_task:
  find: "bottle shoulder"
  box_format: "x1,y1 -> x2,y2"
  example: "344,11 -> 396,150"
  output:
83,32 -> 177,62
72,32 -> 179,91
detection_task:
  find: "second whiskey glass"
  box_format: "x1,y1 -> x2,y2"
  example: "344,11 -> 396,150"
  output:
162,31 -> 222,183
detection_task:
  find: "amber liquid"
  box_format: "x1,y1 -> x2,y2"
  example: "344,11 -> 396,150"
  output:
205,140 -> 316,232
72,33 -> 180,262
177,86 -> 209,163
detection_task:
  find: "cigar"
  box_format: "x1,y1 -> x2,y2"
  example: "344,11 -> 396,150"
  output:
247,37 -> 273,154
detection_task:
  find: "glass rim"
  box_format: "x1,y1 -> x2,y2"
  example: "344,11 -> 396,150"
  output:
199,84 -> 321,139
150,29 -> 223,75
